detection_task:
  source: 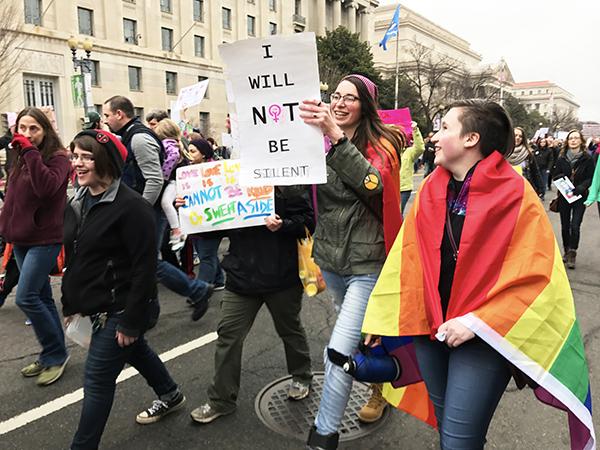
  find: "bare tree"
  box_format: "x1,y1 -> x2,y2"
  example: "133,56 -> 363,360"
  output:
400,42 -> 462,129
0,3 -> 23,107
551,108 -> 580,132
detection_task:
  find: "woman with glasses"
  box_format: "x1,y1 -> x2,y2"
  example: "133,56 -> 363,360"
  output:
300,75 -> 405,449
0,107 -> 71,386
63,130 -> 185,449
552,129 -> 594,269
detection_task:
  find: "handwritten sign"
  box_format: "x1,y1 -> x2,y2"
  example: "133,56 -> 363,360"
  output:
176,79 -> 209,110
219,33 -> 326,186
176,159 -> 275,233
378,108 -> 413,143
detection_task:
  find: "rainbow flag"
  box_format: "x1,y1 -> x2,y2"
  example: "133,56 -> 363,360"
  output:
362,152 -> 595,449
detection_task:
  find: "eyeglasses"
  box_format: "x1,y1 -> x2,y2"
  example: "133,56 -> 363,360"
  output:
70,153 -> 94,163
329,93 -> 360,105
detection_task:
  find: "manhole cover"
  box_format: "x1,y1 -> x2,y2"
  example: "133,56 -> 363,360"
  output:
255,372 -> 391,442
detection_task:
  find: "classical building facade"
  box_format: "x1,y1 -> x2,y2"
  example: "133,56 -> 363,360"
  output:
371,4 -> 482,76
2,0 -> 377,139
510,80 -> 579,119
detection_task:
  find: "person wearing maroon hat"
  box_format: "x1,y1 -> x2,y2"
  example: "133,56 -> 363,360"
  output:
0,107 -> 71,386
63,129 -> 185,449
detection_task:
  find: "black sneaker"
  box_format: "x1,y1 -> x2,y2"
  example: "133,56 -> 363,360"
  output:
191,284 -> 214,322
136,392 -> 186,424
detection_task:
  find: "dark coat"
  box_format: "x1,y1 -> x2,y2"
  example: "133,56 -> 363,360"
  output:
552,151 -> 595,205
221,188 -> 314,295
62,180 -> 158,337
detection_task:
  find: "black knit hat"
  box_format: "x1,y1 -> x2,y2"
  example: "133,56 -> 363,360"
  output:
73,129 -> 128,175
190,138 -> 214,160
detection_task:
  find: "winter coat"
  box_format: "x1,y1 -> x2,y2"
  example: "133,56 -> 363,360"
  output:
62,180 -> 158,337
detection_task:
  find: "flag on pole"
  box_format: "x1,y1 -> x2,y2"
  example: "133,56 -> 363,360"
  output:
379,4 -> 400,51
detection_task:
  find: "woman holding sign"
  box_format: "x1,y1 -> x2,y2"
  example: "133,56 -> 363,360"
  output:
300,74 -> 405,449
552,129 -> 594,269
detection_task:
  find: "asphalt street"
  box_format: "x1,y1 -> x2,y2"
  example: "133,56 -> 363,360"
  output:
0,184 -> 599,450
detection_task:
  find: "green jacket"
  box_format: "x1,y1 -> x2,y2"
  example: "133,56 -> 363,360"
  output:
584,154 -> 600,205
400,127 -> 424,192
313,138 -> 387,275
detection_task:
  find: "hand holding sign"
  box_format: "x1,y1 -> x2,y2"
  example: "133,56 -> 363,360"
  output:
299,100 -> 345,144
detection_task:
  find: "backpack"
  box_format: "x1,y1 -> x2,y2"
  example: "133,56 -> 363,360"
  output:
119,120 -> 166,195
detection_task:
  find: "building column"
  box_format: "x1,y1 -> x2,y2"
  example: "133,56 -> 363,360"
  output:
333,0 -> 342,30
347,3 -> 357,33
317,0 -> 326,36
360,9 -> 370,41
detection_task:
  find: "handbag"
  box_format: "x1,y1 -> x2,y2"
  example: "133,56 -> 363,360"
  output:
549,196 -> 559,213
297,227 -> 326,297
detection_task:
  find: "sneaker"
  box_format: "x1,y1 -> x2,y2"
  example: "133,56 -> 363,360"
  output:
190,403 -> 234,424
288,380 -> 310,400
36,356 -> 69,386
214,283 -> 225,292
169,230 -> 186,252
25,319 -> 32,326
191,284 -> 214,322
21,360 -> 44,378
136,392 -> 186,424
357,383 -> 387,423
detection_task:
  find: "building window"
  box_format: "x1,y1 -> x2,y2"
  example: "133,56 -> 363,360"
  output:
128,66 -> 142,91
24,0 -> 42,25
161,27 -> 173,51
194,35 -> 205,57
294,0 -> 301,15
160,0 -> 172,13
77,7 -> 94,36
134,107 -> 144,119
123,18 -> 138,44
247,15 -> 256,36
269,0 -> 276,12
529,90 -> 532,95
198,76 -> 209,98
269,22 -> 277,35
166,71 -> 177,94
222,8 -> 232,30
193,0 -> 204,22
89,60 -> 100,86
199,112 -> 210,136
535,103 -> 540,110
248,0 -> 255,4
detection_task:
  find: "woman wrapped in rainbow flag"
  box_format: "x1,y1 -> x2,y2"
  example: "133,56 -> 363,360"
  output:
362,99 -> 595,450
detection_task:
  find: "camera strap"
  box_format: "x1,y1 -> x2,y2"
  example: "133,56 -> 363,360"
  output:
327,347 -> 352,371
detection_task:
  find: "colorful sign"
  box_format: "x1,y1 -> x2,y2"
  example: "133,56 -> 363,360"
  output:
176,159 -> 275,234
378,108 -> 413,142
219,32 -> 326,186
71,74 -> 84,108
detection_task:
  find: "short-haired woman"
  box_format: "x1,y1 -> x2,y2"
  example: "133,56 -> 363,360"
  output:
63,130 -> 185,449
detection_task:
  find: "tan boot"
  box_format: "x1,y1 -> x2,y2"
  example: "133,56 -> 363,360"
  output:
562,248 -> 570,263
567,250 -> 577,270
357,383 -> 387,423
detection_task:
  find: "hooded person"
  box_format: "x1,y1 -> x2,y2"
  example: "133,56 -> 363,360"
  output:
62,129 -> 186,450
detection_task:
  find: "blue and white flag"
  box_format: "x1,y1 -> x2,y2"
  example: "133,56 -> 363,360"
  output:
379,4 -> 400,51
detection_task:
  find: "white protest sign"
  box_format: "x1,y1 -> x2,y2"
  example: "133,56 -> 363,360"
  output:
219,32 -> 326,186
176,160 -> 275,234
170,100 -> 181,123
176,79 -> 209,110
553,176 -> 582,204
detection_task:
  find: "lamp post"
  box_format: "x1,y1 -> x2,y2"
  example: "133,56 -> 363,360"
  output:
319,82 -> 329,103
67,37 -> 94,113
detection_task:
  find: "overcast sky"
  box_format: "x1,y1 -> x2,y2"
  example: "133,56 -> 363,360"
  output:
379,0 -> 600,121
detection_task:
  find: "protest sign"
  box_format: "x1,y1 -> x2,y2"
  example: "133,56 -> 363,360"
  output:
378,108 -> 413,143
219,33 -> 326,186
553,176 -> 582,204
176,79 -> 209,110
176,159 -> 275,234
71,75 -> 84,108
170,100 -> 181,123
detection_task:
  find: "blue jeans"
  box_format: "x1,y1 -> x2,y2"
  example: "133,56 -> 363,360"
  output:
413,336 -> 511,450
71,315 -> 178,450
155,209 -> 211,303
401,190 -> 412,215
192,236 -> 224,285
314,270 -> 380,435
13,244 -> 68,367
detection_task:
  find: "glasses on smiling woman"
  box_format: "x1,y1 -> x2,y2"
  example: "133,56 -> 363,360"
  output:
329,93 -> 360,105
70,153 -> 94,163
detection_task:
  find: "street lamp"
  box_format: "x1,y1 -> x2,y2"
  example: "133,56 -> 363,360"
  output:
67,37 -> 94,113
